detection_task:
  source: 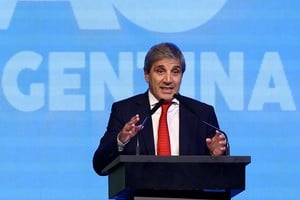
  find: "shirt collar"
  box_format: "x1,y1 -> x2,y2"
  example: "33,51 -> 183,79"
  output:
148,90 -> 179,108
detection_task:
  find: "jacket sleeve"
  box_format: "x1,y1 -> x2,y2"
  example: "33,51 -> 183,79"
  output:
92,103 -> 124,176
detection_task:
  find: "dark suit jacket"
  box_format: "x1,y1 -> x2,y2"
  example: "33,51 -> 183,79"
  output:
93,92 -> 219,175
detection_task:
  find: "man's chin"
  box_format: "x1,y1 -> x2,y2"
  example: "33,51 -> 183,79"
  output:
159,93 -> 175,101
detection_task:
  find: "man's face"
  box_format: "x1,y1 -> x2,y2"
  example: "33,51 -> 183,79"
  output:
144,58 -> 183,101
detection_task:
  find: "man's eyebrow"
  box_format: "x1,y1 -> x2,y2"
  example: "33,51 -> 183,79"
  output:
154,65 -> 165,68
173,65 -> 182,69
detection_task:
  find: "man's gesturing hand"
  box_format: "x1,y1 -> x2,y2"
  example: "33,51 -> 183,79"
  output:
206,130 -> 227,156
118,114 -> 141,144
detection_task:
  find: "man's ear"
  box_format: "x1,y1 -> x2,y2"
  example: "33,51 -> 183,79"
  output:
144,72 -> 149,83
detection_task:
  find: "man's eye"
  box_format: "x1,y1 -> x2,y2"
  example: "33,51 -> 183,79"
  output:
156,69 -> 164,74
172,69 -> 182,74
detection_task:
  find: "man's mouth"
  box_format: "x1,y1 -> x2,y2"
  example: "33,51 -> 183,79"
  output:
160,87 -> 173,92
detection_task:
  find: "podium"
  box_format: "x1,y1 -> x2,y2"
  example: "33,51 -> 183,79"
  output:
102,155 -> 251,200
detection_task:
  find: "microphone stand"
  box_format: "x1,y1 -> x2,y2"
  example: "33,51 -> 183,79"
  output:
173,94 -> 230,155
136,99 -> 165,155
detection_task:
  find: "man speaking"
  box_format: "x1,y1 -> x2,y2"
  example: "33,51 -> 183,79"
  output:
93,42 -> 227,176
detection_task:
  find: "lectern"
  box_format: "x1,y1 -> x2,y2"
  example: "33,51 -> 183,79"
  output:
102,155 -> 251,200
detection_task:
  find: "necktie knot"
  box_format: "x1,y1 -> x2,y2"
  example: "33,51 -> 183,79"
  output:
161,102 -> 172,113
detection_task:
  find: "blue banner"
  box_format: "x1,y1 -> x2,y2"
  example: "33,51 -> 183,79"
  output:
0,1 -> 299,199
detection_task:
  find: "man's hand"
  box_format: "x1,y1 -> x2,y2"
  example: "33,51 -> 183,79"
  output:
118,114 -> 141,144
206,130 -> 227,156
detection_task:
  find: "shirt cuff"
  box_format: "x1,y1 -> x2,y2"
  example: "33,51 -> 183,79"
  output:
117,133 -> 130,152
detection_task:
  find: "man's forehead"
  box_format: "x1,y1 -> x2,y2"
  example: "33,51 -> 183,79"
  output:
152,58 -> 182,67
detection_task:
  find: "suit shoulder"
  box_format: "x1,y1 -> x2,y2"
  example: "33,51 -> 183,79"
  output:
112,93 -> 147,107
179,95 -> 214,110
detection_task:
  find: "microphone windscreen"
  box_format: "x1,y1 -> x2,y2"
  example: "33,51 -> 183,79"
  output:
149,98 -> 165,115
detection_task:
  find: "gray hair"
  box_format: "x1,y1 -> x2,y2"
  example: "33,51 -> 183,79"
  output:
144,42 -> 186,73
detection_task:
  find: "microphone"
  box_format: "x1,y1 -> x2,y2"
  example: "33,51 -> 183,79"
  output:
140,98 -> 165,128
173,93 -> 230,155
136,98 -> 165,155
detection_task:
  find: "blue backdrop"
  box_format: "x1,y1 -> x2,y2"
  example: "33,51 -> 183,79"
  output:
0,1 -> 299,199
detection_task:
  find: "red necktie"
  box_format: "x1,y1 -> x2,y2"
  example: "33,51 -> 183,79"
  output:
157,102 -> 172,156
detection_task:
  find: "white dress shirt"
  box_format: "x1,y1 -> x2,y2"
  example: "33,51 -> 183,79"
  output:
148,91 -> 180,156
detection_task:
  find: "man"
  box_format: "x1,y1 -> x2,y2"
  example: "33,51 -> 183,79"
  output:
93,42 -> 227,176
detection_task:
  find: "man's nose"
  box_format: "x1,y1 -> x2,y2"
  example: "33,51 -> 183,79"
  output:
163,72 -> 172,83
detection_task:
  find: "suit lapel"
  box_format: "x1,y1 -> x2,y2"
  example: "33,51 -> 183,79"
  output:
179,102 -> 199,155
134,93 -> 155,155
